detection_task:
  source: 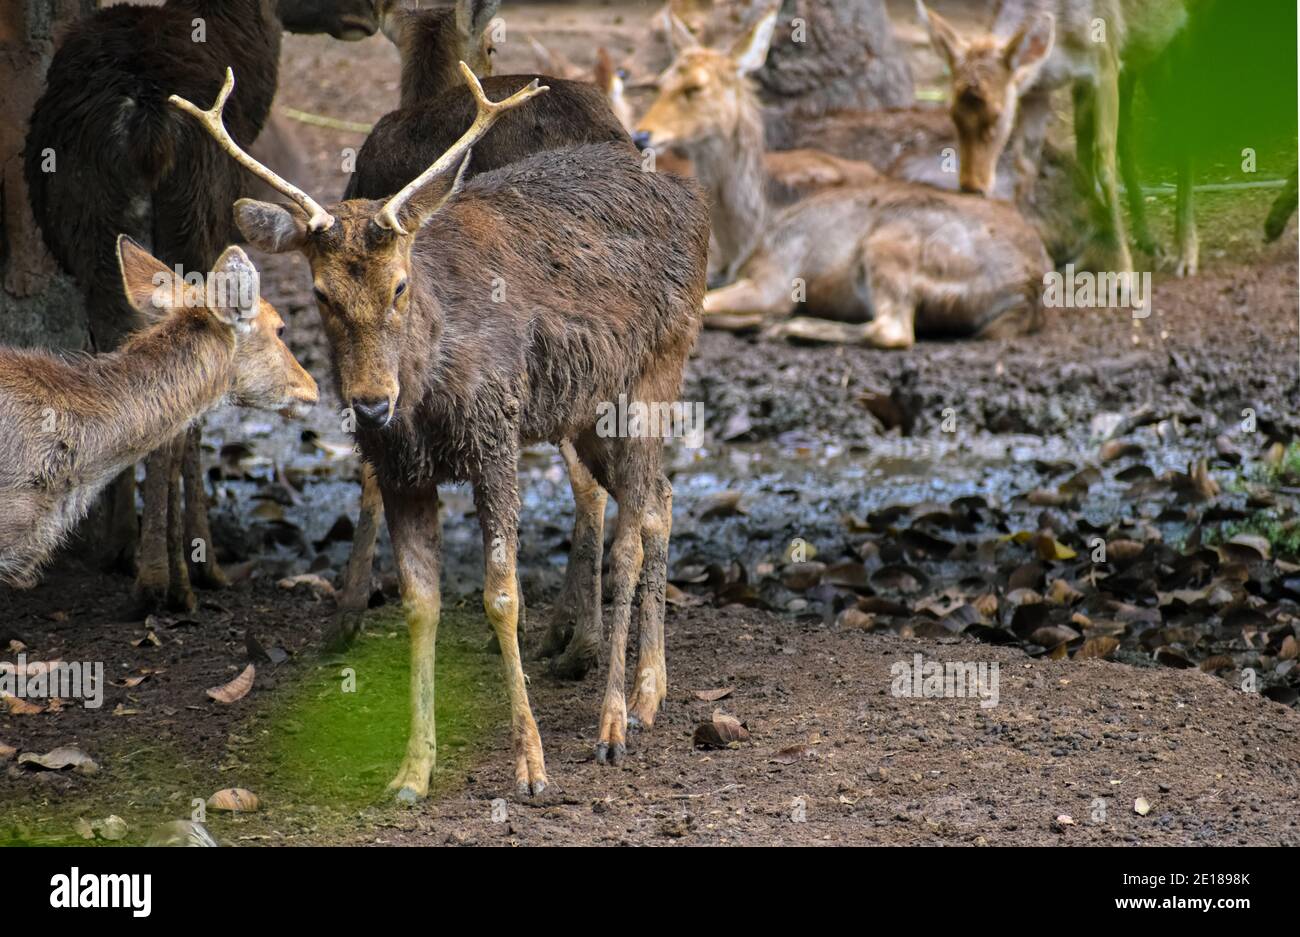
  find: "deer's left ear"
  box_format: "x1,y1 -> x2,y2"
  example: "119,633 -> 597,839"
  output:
918,2 -> 966,73
730,5 -> 779,76
116,235 -> 176,321
457,0 -> 501,39
1005,11 -> 1055,89
208,245 -> 260,333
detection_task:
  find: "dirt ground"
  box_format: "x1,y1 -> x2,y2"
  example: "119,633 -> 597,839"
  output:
2,1 -> 1298,846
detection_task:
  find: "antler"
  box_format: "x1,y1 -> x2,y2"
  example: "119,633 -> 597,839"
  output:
169,68 -> 335,232
374,63 -> 549,234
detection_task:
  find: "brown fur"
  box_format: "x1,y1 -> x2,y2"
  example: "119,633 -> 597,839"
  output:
0,239 -> 316,589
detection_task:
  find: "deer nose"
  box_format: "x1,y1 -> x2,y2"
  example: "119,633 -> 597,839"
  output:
352,397 -> 390,429
631,130 -> 652,151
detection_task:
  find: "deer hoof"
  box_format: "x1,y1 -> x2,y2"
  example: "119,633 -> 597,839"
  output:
517,777 -> 547,797
395,786 -> 421,806
549,641 -> 598,680
594,741 -> 625,766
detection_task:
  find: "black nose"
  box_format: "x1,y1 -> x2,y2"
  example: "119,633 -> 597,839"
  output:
352,397 -> 390,428
631,130 -> 652,151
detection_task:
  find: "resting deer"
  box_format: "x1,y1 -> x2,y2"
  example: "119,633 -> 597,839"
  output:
639,6 -> 1049,349
917,0 -> 1192,274
0,238 -> 317,590
23,0 -> 373,611
173,67 -> 709,799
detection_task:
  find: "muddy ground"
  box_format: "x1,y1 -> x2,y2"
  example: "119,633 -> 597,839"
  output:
2,1 -> 1299,846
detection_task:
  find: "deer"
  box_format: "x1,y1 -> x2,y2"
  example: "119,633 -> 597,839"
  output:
916,0 -> 1193,275
638,5 -> 1050,350
0,237 -> 317,590
22,0 -> 374,613
172,66 -> 710,799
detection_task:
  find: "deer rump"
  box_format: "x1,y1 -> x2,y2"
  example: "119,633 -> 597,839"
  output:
351,142 -> 709,489
344,75 -> 634,200
747,183 -> 1050,339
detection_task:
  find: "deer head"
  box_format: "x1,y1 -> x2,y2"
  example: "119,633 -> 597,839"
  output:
378,0 -> 501,93
637,4 -> 778,157
917,2 -> 1054,196
115,236 -> 318,419
171,66 -> 546,430
277,0 -> 380,41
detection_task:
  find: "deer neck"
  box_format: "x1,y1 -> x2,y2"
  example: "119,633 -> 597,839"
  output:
690,89 -> 769,276
397,12 -> 463,108
82,314 -> 236,481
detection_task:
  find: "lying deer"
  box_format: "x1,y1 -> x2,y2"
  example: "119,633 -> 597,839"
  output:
23,0 -> 373,610
638,6 -> 1049,349
173,67 -> 709,799
917,0 -> 1193,274
0,238 -> 317,590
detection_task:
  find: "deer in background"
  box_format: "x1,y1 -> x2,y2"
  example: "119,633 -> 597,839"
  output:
917,0 -> 1193,274
23,0 -> 373,611
0,237 -> 317,589
175,67 -> 709,798
639,6 -> 1049,349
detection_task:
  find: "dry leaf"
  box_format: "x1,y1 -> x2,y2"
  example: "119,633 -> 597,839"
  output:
770,744 -> 813,765
0,741 -> 16,761
1,694 -> 44,715
207,664 -> 255,704
207,788 -> 260,812
18,746 -> 99,774
1134,797 -> 1152,816
1074,636 -> 1120,660
693,686 -> 735,702
693,709 -> 750,749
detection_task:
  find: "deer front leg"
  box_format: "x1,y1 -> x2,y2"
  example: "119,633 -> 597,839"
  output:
546,440 -> 607,679
1087,60 -> 1134,273
164,435 -> 195,612
627,474 -> 671,731
330,462 -> 383,649
1117,69 -> 1160,259
182,425 -> 228,590
703,274 -> 796,331
596,490 -> 647,766
476,478 -> 548,796
382,486 -> 441,803
133,445 -> 173,613
1174,154 -> 1198,277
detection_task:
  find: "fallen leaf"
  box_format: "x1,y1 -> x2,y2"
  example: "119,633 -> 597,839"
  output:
206,664 -> 255,704
18,746 -> 99,774
207,788 -> 260,812
1074,636 -> 1120,660
276,573 -> 335,598
146,820 -> 218,847
693,686 -> 735,702
693,709 -> 750,749
1134,797 -> 1152,816
1,694 -> 43,715
770,744 -> 813,765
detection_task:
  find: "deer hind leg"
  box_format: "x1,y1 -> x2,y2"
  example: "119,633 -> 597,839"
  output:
702,273 -> 797,332
545,440 -> 607,679
330,462 -> 383,649
1174,154 -> 1198,277
382,486 -> 442,803
476,474 -> 548,796
1117,68 -> 1160,258
182,424 -> 227,590
1086,60 -> 1134,273
134,443 -> 175,613
627,472 -> 672,731
164,435 -> 195,611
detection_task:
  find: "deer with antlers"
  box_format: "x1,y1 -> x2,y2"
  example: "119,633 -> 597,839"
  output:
171,67 -> 709,799
638,5 -> 1049,348
0,238 -> 317,589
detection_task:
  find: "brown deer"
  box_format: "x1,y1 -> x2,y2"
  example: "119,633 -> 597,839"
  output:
917,0 -> 1193,274
173,67 -> 709,799
638,6 -> 1049,349
22,0 -> 374,611
0,237 -> 317,589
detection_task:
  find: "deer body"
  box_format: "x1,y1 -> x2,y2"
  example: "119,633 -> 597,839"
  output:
0,240 -> 316,589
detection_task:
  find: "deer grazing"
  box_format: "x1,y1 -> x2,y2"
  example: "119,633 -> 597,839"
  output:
173,67 -> 709,799
0,237 -> 317,590
23,0 -> 373,611
638,6 -> 1049,349
917,0 -> 1193,274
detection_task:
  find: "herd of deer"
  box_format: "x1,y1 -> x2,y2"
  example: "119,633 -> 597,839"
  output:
0,0 -> 1277,801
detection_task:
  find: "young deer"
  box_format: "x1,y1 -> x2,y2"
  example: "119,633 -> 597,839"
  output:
638,7 -> 1049,349
23,0 -> 370,610
0,238 -> 317,589
918,0 -> 1193,274
173,67 -> 709,799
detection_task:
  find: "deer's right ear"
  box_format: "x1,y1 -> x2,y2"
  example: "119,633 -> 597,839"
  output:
116,235 -> 175,320
729,4 -> 779,75
918,2 -> 965,72
457,0 -> 501,38
234,199 -> 309,253
663,9 -> 701,55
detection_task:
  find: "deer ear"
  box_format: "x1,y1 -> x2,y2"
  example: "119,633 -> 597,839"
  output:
1005,12 -> 1054,88
234,198 -> 309,253
116,235 -> 175,320
729,5 -> 779,75
662,9 -> 701,55
208,245 -> 260,333
456,0 -> 500,38
918,1 -> 966,73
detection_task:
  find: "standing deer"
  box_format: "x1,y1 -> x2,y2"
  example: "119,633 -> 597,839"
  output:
173,67 -> 709,798
0,237 -> 317,589
917,0 -> 1193,274
23,0 -> 374,611
638,6 -> 1049,349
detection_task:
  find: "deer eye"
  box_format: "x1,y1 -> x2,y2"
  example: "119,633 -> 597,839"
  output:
276,325 -> 285,339
393,280 -> 407,300
313,287 -> 329,306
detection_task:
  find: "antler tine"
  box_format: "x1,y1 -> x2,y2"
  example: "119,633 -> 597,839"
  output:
169,68 -> 334,231
375,62 -> 549,234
